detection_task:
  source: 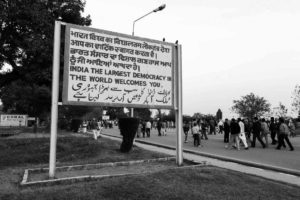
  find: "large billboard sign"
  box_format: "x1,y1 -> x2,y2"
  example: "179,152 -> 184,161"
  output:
63,24 -> 176,109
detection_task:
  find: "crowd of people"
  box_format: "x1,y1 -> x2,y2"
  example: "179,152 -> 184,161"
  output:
184,117 -> 296,151
227,117 -> 294,151
81,119 -> 115,130
78,116 -> 296,152
80,119 -> 116,139
183,119 -> 214,147
136,119 -> 176,138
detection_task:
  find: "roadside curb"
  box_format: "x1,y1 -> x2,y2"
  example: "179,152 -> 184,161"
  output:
101,133 -> 300,177
20,157 -> 189,187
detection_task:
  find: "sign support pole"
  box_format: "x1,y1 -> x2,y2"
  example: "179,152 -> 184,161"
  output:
49,21 -> 61,178
175,44 -> 183,166
131,108 -> 134,117
130,31 -> 135,118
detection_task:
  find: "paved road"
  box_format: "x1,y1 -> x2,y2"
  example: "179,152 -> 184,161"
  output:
101,127 -> 300,173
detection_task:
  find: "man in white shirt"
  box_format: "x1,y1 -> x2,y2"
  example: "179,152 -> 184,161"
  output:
218,120 -> 224,134
238,118 -> 249,150
146,120 -> 152,137
192,122 -> 202,147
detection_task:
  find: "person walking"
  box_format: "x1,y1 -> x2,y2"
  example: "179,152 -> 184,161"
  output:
183,121 -> 190,143
238,118 -> 249,150
260,118 -> 270,147
192,122 -> 201,147
82,120 -> 87,134
218,120 -> 224,134
145,120 -> 151,137
276,117 -> 294,151
288,119 -> 296,137
136,121 -> 142,138
269,117 -> 278,144
275,118 -> 286,148
162,120 -> 167,136
200,119 -> 209,140
141,120 -> 146,138
244,118 -> 252,143
251,117 -> 266,148
224,118 -> 230,143
157,119 -> 162,136
91,118 -> 100,140
226,118 -> 240,150
209,119 -> 216,135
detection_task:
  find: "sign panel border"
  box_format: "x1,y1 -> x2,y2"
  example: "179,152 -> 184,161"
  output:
62,23 -> 176,109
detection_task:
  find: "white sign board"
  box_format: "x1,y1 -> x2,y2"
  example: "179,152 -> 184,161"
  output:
0,114 -> 28,127
63,24 -> 175,109
102,115 -> 110,120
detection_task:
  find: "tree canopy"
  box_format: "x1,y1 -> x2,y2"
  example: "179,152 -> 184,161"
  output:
231,93 -> 271,119
271,102 -> 288,118
133,108 -> 152,120
292,84 -> 300,116
154,109 -> 175,121
0,0 -> 91,118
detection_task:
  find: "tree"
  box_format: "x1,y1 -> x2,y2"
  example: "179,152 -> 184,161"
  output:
82,107 -> 104,121
59,105 -> 93,120
292,84 -> 300,116
156,109 -> 162,119
163,109 -> 175,121
271,102 -> 288,118
106,107 -> 127,120
192,112 -> 204,119
231,93 -> 271,119
133,108 -> 152,120
0,0 -> 91,120
153,109 -> 175,121
182,114 -> 192,122
154,109 -> 165,120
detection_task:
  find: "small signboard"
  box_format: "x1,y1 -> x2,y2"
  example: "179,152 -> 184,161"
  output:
102,115 -> 110,120
63,24 -> 176,109
0,114 -> 28,126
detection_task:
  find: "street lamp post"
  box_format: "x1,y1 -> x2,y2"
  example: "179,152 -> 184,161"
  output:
130,4 -> 166,117
132,4 -> 166,36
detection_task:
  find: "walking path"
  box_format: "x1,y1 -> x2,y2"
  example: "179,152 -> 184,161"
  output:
100,127 -> 300,186
9,128 -> 299,186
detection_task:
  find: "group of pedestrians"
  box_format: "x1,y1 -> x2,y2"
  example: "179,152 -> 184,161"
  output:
183,119 -> 209,147
136,120 -> 152,138
80,118 -> 105,140
223,117 -> 294,151
136,119 -> 171,138
136,117 -> 296,152
226,118 -> 249,150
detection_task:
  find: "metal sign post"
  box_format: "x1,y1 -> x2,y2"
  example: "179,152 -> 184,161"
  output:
49,21 -> 62,178
175,44 -> 183,166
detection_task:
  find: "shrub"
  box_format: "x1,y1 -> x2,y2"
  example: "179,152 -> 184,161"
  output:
118,118 -> 139,152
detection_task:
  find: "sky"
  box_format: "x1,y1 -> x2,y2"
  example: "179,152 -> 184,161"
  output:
82,0 -> 300,118
2,0 -> 299,118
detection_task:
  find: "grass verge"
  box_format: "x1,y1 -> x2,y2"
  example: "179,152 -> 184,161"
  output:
2,166 -> 300,200
0,136 -> 167,169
